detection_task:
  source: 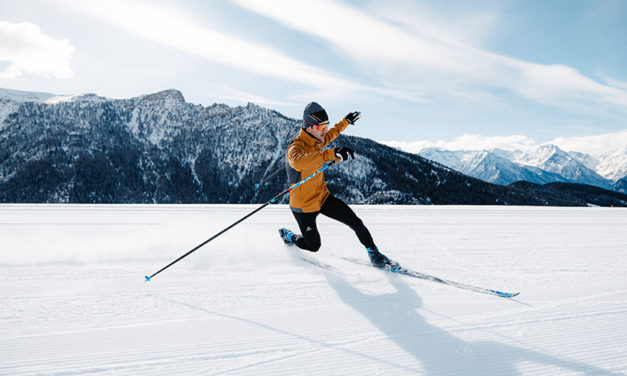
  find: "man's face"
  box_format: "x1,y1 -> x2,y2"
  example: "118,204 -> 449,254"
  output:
307,121 -> 329,141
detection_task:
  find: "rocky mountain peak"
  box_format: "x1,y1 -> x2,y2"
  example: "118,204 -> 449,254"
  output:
138,89 -> 185,104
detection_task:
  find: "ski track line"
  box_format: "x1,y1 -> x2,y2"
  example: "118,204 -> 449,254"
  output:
199,302 -> 624,376
531,288 -> 627,310
420,287 -> 627,328
0,323 -> 422,376
0,338 -> 305,368
444,304 -> 627,335
0,307 -> 407,375
155,296 -> 428,375
435,303 -> 627,351
5,346 -> 323,376
425,306 -> 627,374
447,318 -> 626,363
2,290 -> 479,375
0,324 -> 371,364
203,335 -> 397,376
0,336 -> 355,375
210,322 -> 483,376
2,305 -> 624,374
215,335 -> 431,376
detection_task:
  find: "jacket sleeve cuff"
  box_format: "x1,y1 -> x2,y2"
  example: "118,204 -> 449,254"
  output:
322,148 -> 337,162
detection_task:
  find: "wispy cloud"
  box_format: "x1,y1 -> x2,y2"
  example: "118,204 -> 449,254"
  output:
601,76 -> 627,90
207,82 -> 298,107
57,0 -> 421,103
370,0 -> 503,48
0,21 -> 75,79
233,0 -> 627,109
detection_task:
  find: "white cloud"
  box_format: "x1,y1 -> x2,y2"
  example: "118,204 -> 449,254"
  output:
383,134 -> 538,154
0,21 -> 75,79
57,0 -> 419,103
384,130 -> 627,159
233,0 -> 627,109
550,130 -> 627,157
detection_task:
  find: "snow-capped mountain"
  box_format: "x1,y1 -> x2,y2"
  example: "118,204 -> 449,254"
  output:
515,144 -> 613,189
615,175 -> 627,194
417,145 -> 624,192
568,150 -> 627,182
1,88 -> 299,203
419,148 -> 569,186
2,87 -> 626,205
0,87 -> 63,103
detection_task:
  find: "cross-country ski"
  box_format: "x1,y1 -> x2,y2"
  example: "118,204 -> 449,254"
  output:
342,257 -> 519,298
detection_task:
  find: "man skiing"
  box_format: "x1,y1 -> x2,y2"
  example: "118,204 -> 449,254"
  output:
279,102 -> 398,269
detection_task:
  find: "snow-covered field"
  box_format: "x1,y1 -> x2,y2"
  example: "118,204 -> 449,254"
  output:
1,204 -> 626,375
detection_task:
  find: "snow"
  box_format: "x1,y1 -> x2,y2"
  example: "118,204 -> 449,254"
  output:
1,204 -> 626,375
0,100 -> 18,129
45,93 -> 110,104
0,88 -> 58,103
413,144 -> 627,186
0,87 -> 83,106
0,87 -> 119,105
595,151 -> 627,181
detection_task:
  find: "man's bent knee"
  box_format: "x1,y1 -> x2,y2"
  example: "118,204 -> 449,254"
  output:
304,241 -> 321,252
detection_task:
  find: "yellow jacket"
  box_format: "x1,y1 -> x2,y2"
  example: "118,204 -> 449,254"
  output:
286,119 -> 350,213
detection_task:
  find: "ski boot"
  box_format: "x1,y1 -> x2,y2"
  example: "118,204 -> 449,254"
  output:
367,247 -> 401,271
278,228 -> 296,246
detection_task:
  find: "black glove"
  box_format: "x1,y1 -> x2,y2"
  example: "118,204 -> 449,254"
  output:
345,111 -> 361,125
334,147 -> 355,161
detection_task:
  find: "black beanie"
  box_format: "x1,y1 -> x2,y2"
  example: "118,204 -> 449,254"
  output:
303,102 -> 328,128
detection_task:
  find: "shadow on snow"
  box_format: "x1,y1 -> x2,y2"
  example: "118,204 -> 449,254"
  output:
325,269 -> 618,375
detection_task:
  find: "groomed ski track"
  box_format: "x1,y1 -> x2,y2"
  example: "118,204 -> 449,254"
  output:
1,205 -> 626,375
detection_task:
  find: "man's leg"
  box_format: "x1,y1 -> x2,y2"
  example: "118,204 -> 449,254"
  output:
289,211 -> 322,252
320,195 -> 376,249
320,195 -> 398,268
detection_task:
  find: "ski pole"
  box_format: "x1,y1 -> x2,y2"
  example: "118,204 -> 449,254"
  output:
255,127 -> 300,189
145,158 -> 341,281
254,162 -> 285,189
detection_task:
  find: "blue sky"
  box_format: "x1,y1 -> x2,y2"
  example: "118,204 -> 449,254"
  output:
1,0 -> 626,147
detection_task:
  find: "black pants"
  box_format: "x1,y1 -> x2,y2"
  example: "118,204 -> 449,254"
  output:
291,194 -> 376,252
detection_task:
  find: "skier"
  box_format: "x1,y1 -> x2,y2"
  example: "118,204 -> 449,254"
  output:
279,102 -> 398,269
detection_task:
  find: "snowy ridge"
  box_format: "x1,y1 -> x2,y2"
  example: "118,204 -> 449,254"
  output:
0,87 -> 60,103
0,88 -> 116,104
1,204 -> 626,375
417,145 -> 622,191
1,86 -> 626,204
586,150 -> 627,181
516,145 -> 611,188
420,147 -> 569,186
0,88 -> 303,204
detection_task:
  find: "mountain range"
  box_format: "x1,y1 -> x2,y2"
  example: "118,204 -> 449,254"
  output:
416,145 -> 627,193
1,87 -> 626,207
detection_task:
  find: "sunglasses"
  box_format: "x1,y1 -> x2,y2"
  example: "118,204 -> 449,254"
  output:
315,122 -> 329,132
303,120 -> 329,131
